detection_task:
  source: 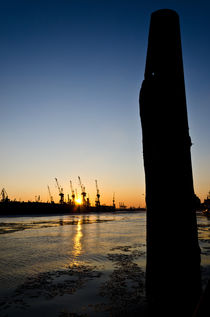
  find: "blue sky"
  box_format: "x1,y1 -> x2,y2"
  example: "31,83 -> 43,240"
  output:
1,0 -> 210,206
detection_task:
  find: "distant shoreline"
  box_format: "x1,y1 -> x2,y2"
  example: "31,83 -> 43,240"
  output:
0,201 -> 146,217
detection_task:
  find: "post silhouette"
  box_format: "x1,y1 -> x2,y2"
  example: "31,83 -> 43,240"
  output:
140,9 -> 201,315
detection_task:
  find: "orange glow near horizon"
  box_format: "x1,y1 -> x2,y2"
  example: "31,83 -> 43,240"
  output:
4,184 -> 210,208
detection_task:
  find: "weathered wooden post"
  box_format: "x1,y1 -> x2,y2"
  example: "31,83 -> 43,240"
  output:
139,9 -> 201,315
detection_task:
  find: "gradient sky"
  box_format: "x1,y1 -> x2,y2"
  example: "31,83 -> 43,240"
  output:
1,0 -> 210,207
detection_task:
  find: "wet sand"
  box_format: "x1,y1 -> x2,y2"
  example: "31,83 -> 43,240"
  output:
0,243 -> 147,316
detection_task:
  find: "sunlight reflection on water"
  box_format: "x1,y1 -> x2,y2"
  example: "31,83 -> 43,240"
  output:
0,213 -> 146,292
72,218 -> 83,265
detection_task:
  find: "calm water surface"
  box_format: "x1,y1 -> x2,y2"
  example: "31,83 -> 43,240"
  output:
0,211 -> 209,316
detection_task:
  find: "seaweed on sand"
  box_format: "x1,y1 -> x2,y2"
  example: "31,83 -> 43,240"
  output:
97,245 -> 147,316
0,264 -> 102,313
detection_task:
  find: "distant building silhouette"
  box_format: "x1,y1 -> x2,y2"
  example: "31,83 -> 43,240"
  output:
140,9 -> 201,316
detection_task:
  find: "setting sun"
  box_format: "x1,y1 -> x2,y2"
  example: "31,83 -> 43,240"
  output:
75,198 -> 82,205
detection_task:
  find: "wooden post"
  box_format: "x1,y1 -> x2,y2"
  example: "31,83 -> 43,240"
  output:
140,9 -> 201,316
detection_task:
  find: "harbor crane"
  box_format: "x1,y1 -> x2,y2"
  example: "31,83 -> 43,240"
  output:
78,176 -> 86,206
113,192 -> 116,209
55,178 -> 64,204
47,185 -> 54,204
95,180 -> 100,208
35,195 -> 41,202
70,180 -> 75,205
1,188 -> 9,202
86,194 -> 90,208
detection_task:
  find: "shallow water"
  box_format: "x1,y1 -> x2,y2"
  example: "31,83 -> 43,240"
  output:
0,211 -> 209,316
0,212 -> 146,316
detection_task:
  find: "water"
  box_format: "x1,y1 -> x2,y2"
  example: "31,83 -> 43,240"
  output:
0,211 -> 209,316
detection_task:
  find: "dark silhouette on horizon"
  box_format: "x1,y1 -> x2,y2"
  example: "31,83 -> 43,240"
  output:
140,9 -> 201,316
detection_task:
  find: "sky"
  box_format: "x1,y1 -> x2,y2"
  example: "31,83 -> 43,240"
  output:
0,0 -> 210,207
